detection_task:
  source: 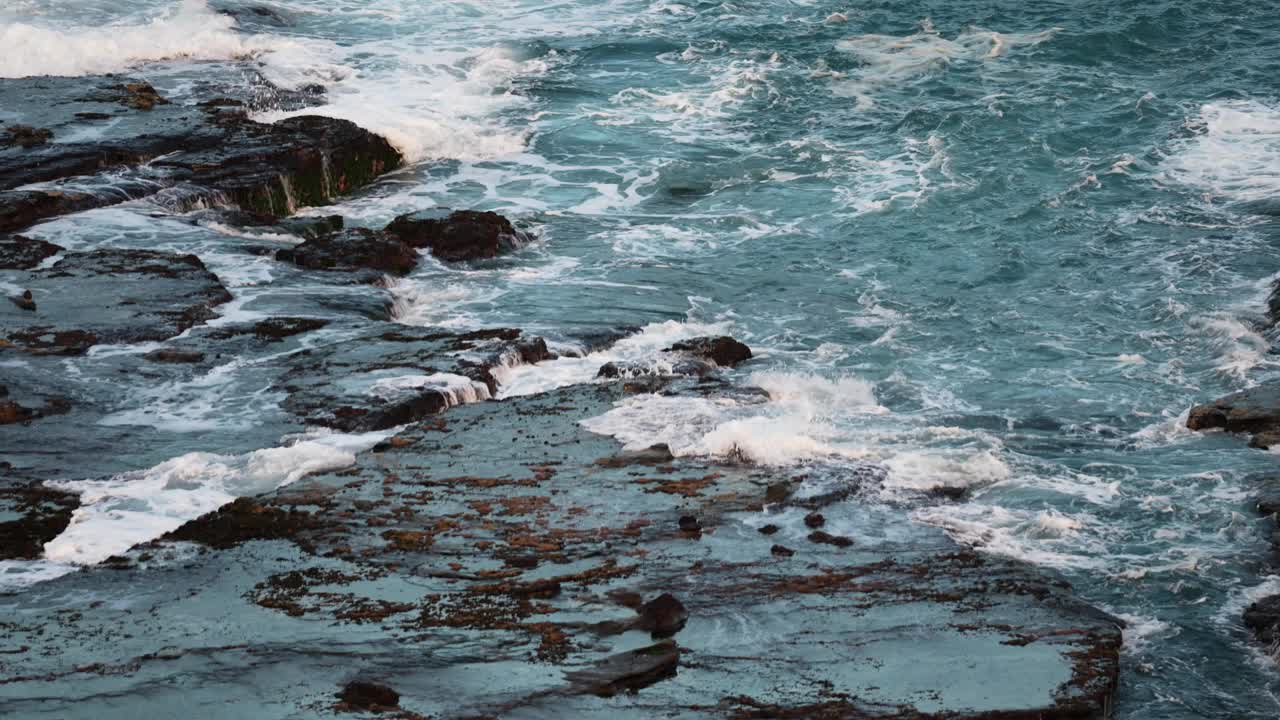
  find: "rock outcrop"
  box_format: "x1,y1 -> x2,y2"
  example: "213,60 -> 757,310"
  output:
277,228 -> 418,277
0,77 -> 402,234
1187,382 -> 1280,448
384,209 -> 530,261
666,335 -> 753,367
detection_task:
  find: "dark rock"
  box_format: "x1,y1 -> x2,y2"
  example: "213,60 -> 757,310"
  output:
803,512 -> 825,528
0,399 -> 35,425
1243,594 -> 1280,646
566,326 -> 642,354
635,593 -> 688,638
1258,494 -> 1280,517
2,249 -> 231,355
277,215 -> 344,240
253,317 -> 330,341
665,336 -> 752,367
607,590 -> 644,609
1,125 -> 52,148
564,640 -> 680,697
758,524 -> 780,535
764,481 -> 792,505
384,209 -> 529,262
1187,382 -> 1280,447
80,82 -> 171,111
162,497 -> 328,550
336,681 -> 399,709
0,188 -> 129,234
0,235 -> 62,269
0,101 -> 401,233
808,531 -> 854,548
206,317 -> 330,342
770,544 -> 795,557
927,485 -> 970,501
0,482 -> 80,560
143,349 -> 206,364
277,228 -> 417,277
594,443 -> 675,468
10,290 -> 35,311
328,391 -> 452,433
1250,431 -> 1280,450
215,3 -> 294,27
677,515 -> 701,532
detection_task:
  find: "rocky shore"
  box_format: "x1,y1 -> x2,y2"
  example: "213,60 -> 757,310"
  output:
0,73 -> 1123,718
1187,380 -> 1280,654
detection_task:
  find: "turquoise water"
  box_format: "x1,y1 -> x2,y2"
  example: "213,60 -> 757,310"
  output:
5,0 -> 1280,715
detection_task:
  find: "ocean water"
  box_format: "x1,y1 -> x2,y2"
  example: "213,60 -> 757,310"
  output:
4,0 -> 1280,716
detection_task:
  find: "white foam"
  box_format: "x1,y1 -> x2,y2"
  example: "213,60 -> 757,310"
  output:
496,318 -> 735,398
882,449 -> 1010,492
825,133 -> 963,214
1160,100 -> 1280,205
368,372 -> 492,406
910,504 -> 1106,569
1192,313 -> 1275,380
42,429 -> 388,566
0,0 -> 304,79
581,367 -> 1013,484
834,23 -> 1059,109
256,43 -> 546,163
1111,612 -> 1175,655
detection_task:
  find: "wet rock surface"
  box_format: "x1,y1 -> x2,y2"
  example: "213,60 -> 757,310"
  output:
666,335 -> 753,367
1187,382 -> 1280,448
277,325 -> 553,432
277,228 -> 418,277
0,76 -> 401,234
1,249 -> 232,355
385,209 -> 530,262
1243,595 -> 1280,647
0,380 -> 1122,719
1,125 -> 53,149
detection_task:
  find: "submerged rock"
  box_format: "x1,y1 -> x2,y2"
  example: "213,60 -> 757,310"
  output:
1187,382 -> 1280,448
565,641 -> 681,697
277,325 -> 551,432
594,444 -> 676,468
80,81 -> 171,111
0,393 -> 69,425
1,249 -> 231,355
143,348 -> 206,364
276,228 -> 418,277
208,317 -> 331,342
214,2 -> 294,27
1,124 -> 52,148
384,209 -> 530,261
336,681 -> 400,710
